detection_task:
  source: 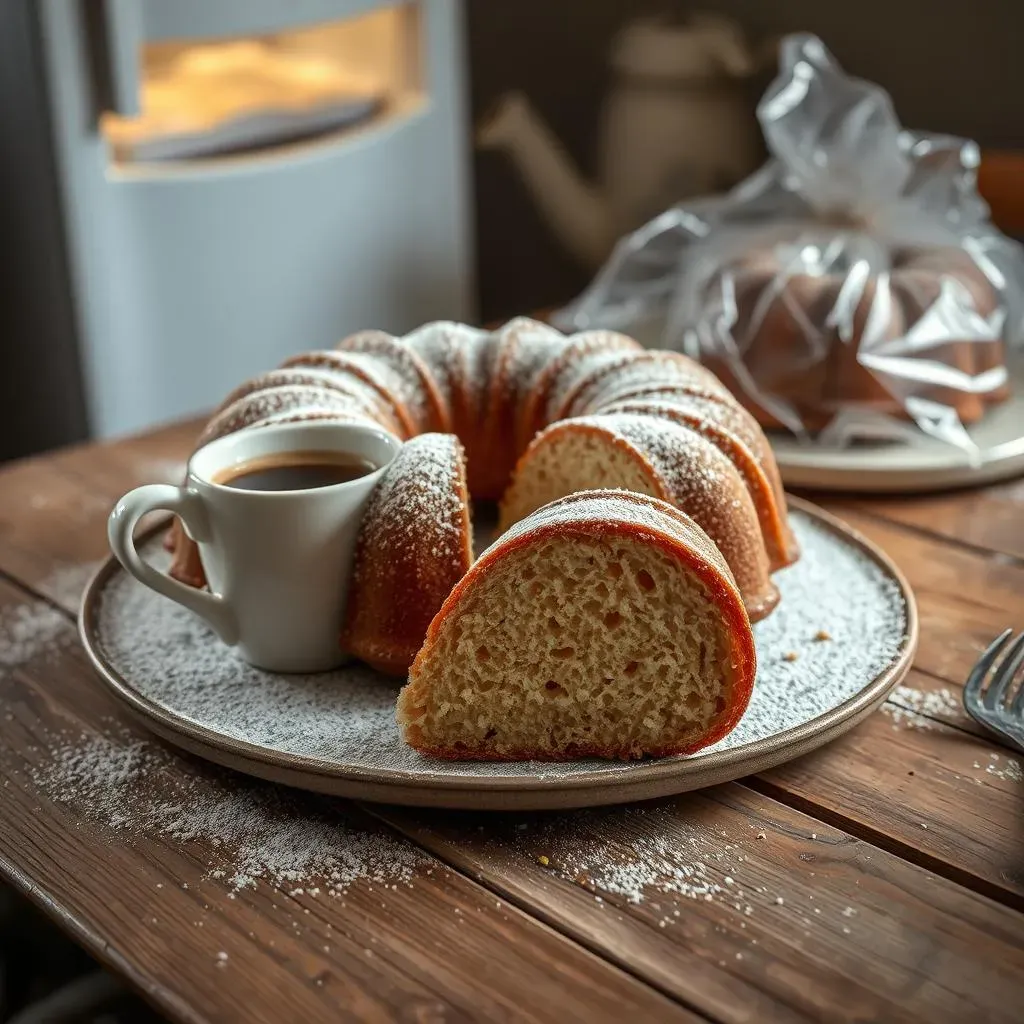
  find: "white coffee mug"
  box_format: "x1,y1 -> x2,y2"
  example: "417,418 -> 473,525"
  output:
108,420 -> 401,673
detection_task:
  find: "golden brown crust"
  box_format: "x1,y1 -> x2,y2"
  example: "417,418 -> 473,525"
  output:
447,330 -> 502,498
561,350 -> 734,421
603,396 -> 799,570
516,331 -> 642,451
279,351 -> 418,438
335,330 -> 451,434
340,435 -> 473,677
473,325 -> 520,499
402,490 -> 756,760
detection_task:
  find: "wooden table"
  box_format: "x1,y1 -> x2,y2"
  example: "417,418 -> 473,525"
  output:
0,418 -> 1022,1023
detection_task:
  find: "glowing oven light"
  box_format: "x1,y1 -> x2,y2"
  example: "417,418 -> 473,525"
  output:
102,5 -> 420,164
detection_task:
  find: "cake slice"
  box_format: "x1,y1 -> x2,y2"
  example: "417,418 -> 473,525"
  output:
341,434 -> 473,676
596,394 -> 799,570
396,491 -> 756,761
498,413 -> 779,622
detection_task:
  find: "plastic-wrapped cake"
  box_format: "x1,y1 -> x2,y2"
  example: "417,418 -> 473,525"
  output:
554,33 -> 1024,448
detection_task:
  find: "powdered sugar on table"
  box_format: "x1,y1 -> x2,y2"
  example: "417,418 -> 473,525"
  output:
89,507 -> 909,786
31,728 -> 429,891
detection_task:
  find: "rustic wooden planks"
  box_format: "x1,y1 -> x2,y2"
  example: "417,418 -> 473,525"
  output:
1,418 -> 1024,1022
754,668 -> 1024,907
2,420 -> 1023,899
3,430 -> 1022,691
0,420 -> 198,599
0,575 -> 697,1024
373,786 -> 1024,1024
823,476 -> 1024,564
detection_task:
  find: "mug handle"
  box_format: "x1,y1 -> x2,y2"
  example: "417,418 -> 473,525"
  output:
108,484 -> 239,646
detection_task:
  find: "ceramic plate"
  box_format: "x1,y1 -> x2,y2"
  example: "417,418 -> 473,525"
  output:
771,363 -> 1024,493
79,498 -> 916,810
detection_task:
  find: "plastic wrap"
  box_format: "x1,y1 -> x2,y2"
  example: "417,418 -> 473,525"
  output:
553,34 -> 1024,450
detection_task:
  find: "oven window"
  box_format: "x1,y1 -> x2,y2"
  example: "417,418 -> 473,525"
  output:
101,3 -> 422,164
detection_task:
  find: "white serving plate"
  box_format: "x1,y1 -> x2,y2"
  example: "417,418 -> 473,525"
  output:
80,499 -> 916,811
772,364 -> 1024,493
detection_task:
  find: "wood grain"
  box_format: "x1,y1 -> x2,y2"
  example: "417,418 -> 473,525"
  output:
3,428 -> 1021,693
2,419 -> 1022,896
372,785 -> 1024,1024
0,575 -> 697,1024
754,667 -> 1024,907
2,417 -> 1024,1023
823,476 -> 1024,564
0,419 -> 199,598
5,563 -> 1021,1023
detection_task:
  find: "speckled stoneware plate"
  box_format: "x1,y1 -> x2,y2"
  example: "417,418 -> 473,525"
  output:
79,497 -> 917,810
770,363 -> 1024,493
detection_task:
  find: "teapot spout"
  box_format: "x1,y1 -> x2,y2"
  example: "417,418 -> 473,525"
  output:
478,91 -> 614,268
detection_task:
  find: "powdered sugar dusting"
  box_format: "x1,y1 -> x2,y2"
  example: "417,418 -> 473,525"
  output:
563,414 -> 772,595
403,321 -> 486,411
545,336 -> 641,418
357,433 -> 464,553
500,318 -> 568,395
486,804 -> 778,914
202,385 -> 377,446
345,434 -> 470,645
222,368 -> 400,435
570,350 -> 727,417
881,685 -> 963,730
32,727 -> 430,891
541,815 -> 723,904
337,332 -> 438,430
457,330 -> 502,412
40,560 -> 103,610
0,599 -> 76,671
601,391 -> 772,469
983,752 -> 1023,782
90,509 -> 908,781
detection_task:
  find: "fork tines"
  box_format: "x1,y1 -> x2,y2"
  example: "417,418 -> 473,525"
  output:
963,629 -> 1024,750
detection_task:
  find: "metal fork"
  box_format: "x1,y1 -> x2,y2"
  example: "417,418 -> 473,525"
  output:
963,629 -> 1024,752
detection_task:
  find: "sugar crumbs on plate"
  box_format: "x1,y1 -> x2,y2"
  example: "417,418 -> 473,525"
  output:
90,513 -> 909,779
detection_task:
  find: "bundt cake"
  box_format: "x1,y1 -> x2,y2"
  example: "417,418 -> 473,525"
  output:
698,242 -> 1011,432
340,434 -> 473,675
169,316 -> 798,676
396,490 -> 757,761
334,329 -> 450,434
515,329 -> 643,451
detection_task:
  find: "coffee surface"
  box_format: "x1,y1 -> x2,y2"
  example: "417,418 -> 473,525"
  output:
215,450 -> 377,492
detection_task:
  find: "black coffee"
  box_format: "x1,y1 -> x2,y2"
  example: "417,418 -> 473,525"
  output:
215,450 -> 377,492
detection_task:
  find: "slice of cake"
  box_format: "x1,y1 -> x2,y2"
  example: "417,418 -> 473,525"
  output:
397,490 -> 756,761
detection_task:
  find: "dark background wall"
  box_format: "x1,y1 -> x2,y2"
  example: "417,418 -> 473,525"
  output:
0,0 -> 89,461
0,0 -> 1020,462
467,0 -> 1024,322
